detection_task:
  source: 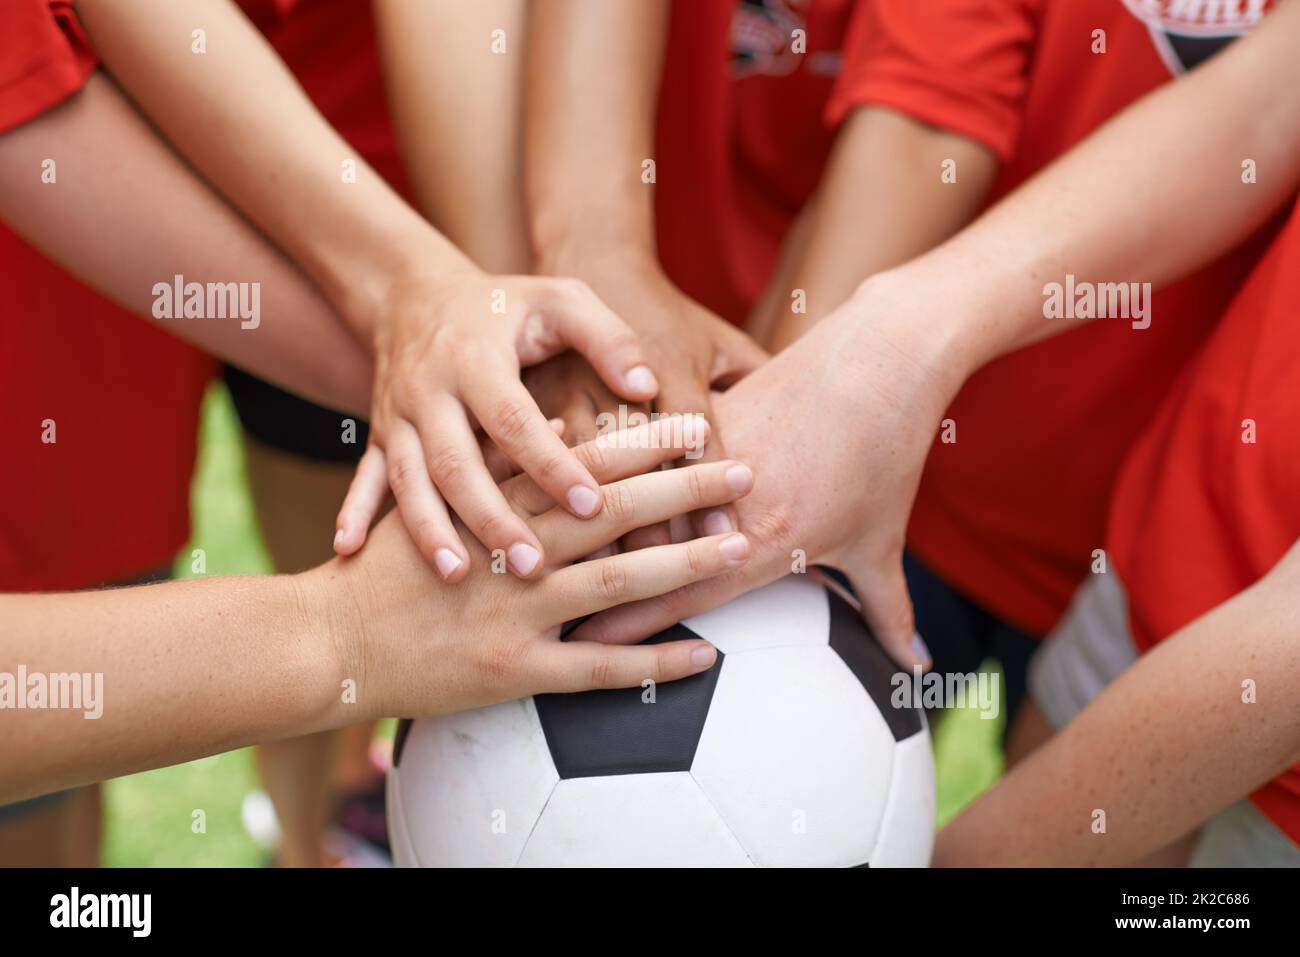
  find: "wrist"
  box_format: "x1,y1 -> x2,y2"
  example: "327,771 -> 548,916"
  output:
290,563 -> 380,727
530,205 -> 658,278
839,262 -> 997,401
331,228 -> 478,346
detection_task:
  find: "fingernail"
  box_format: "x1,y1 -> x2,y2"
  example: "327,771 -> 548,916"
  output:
434,547 -> 463,580
567,484 -> 600,517
703,510 -> 733,535
548,417 -> 566,435
625,364 -> 658,395
508,542 -> 541,576
724,463 -> 753,494
690,645 -> 717,669
333,528 -> 346,549
718,533 -> 749,562
912,632 -> 933,670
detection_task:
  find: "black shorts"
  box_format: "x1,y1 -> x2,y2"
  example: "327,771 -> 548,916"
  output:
224,366 -> 369,463
902,551 -> 1039,735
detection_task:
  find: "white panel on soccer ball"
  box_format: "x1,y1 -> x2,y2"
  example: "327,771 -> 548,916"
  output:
868,725 -> 935,867
691,645 -> 896,867
518,772 -> 752,867
386,777 -> 420,867
392,698 -> 557,867
682,574 -> 830,655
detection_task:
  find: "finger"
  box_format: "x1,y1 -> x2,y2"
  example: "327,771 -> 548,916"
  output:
532,460 -> 755,564
570,566 -> 757,646
561,395 -> 603,447
534,278 -> 659,402
416,401 -> 547,578
533,637 -> 719,694
711,322 -> 769,386
480,418 -> 565,484
656,377 -> 735,538
334,442 -> 389,555
543,532 -> 751,622
384,422 -> 469,582
462,368 -> 603,520
501,416 -> 709,516
845,557 -> 928,671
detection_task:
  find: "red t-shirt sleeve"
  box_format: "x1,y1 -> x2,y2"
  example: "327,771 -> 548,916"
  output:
827,0 -> 1041,163
0,0 -> 97,134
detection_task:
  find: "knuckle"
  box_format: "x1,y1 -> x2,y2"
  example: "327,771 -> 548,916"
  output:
474,508 -> 513,545
685,467 -> 708,508
427,444 -> 467,487
685,541 -> 708,578
597,561 -> 630,602
534,453 -> 567,485
477,640 -> 531,691
748,505 -> 795,549
601,483 -> 636,525
492,398 -> 533,444
388,456 -> 424,496
588,655 -> 615,689
577,438 -> 611,477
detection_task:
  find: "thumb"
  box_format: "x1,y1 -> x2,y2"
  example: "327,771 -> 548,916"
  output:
843,554 -> 930,672
536,279 -> 660,404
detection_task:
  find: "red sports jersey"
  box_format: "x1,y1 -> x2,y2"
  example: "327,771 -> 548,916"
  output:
826,0 -> 1279,634
0,1 -> 213,591
655,0 -> 861,322
1107,195 -> 1300,848
236,0 -> 411,199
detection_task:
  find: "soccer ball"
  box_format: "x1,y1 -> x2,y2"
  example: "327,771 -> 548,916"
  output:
387,572 -> 934,867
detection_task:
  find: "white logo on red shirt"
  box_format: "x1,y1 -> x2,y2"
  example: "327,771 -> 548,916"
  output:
1120,0 -> 1273,74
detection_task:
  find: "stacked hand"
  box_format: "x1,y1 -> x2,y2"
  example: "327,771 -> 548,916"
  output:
535,250 -> 768,546
570,275 -> 969,672
332,268 -> 660,581
315,420 -> 757,717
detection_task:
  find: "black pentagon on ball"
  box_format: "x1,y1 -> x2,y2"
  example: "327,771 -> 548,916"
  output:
390,579 -> 923,775
534,624 -> 724,778
826,587 -> 924,741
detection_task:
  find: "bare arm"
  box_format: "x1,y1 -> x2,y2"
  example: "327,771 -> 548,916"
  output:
73,0 -> 659,577
373,0 -> 530,275
870,0 -> 1300,376
73,0 -> 465,329
577,0 -> 1300,669
753,106 -> 998,352
525,0 -> 667,267
934,543 -> 1300,866
524,0 -> 765,540
0,72 -> 371,413
1,429 -> 753,805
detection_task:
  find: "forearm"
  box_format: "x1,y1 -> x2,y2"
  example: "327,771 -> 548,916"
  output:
872,0 -> 1300,377
525,0 -> 669,270
374,0 -> 531,274
0,572 -> 356,804
0,72 -> 371,414
936,552 -> 1300,866
764,107 -> 997,351
73,0 -> 470,335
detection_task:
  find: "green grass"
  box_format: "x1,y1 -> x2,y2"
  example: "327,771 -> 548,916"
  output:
102,384 -> 1002,866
